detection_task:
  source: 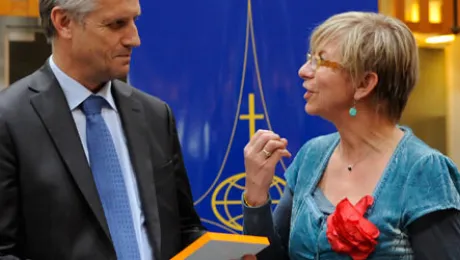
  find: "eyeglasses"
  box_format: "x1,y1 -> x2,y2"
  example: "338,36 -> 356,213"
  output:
306,53 -> 342,71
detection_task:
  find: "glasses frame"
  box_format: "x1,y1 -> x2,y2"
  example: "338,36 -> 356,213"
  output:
307,53 -> 342,71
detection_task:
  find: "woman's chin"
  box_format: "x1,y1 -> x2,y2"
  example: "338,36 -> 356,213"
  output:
304,103 -> 319,115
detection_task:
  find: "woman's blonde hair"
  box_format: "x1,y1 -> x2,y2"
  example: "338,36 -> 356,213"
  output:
310,11 -> 419,121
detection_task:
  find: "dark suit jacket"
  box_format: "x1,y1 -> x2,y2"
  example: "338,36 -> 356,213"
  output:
0,62 -> 206,260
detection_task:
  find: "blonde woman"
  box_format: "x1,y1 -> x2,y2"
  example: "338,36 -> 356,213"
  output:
242,12 -> 460,259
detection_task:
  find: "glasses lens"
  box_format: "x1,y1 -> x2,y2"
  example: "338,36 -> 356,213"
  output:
307,53 -> 316,69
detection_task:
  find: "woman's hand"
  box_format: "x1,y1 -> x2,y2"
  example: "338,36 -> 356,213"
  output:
244,130 -> 291,206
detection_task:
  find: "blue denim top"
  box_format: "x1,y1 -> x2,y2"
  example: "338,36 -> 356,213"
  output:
285,127 -> 460,259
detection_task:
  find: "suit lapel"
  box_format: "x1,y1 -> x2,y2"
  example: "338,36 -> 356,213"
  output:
112,81 -> 162,259
29,64 -> 112,242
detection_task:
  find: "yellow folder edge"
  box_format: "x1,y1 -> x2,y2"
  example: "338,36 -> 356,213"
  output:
171,232 -> 269,260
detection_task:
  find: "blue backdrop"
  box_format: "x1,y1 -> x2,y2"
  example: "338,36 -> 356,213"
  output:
129,0 -> 378,234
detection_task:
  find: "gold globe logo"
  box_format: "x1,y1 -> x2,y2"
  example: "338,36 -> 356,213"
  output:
211,173 -> 286,232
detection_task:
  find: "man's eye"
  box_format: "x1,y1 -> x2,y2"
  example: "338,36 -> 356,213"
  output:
109,20 -> 126,29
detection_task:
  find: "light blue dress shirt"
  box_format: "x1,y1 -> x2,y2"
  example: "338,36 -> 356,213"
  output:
49,56 -> 153,260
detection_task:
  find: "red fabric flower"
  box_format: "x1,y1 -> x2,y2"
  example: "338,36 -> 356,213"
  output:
326,195 -> 380,260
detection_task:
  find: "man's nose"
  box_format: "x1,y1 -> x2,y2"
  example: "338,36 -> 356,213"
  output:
123,23 -> 141,48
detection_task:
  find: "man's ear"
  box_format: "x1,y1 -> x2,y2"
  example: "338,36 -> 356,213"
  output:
354,72 -> 378,100
50,6 -> 74,40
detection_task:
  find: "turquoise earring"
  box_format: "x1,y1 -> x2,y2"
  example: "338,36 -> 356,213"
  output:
349,100 -> 357,117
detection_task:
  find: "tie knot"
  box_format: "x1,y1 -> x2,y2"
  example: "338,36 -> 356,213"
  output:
81,95 -> 107,115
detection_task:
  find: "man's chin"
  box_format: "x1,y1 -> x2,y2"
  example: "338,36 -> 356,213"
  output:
112,67 -> 130,81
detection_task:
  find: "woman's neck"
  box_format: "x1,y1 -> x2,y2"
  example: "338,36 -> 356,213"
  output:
333,109 -> 403,164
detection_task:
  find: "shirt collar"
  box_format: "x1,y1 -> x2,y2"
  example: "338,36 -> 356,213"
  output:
48,55 -> 117,112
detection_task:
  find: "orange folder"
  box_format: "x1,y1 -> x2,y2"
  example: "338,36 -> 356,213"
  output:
171,232 -> 269,260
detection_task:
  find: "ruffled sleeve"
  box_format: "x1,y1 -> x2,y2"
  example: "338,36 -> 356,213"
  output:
402,153 -> 460,228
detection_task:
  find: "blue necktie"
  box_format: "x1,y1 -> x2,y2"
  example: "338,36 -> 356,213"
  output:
82,95 -> 141,260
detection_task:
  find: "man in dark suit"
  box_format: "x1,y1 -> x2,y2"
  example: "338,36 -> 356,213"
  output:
0,0 -> 206,259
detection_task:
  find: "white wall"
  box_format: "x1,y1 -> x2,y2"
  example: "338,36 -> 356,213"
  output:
445,37 -> 460,166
